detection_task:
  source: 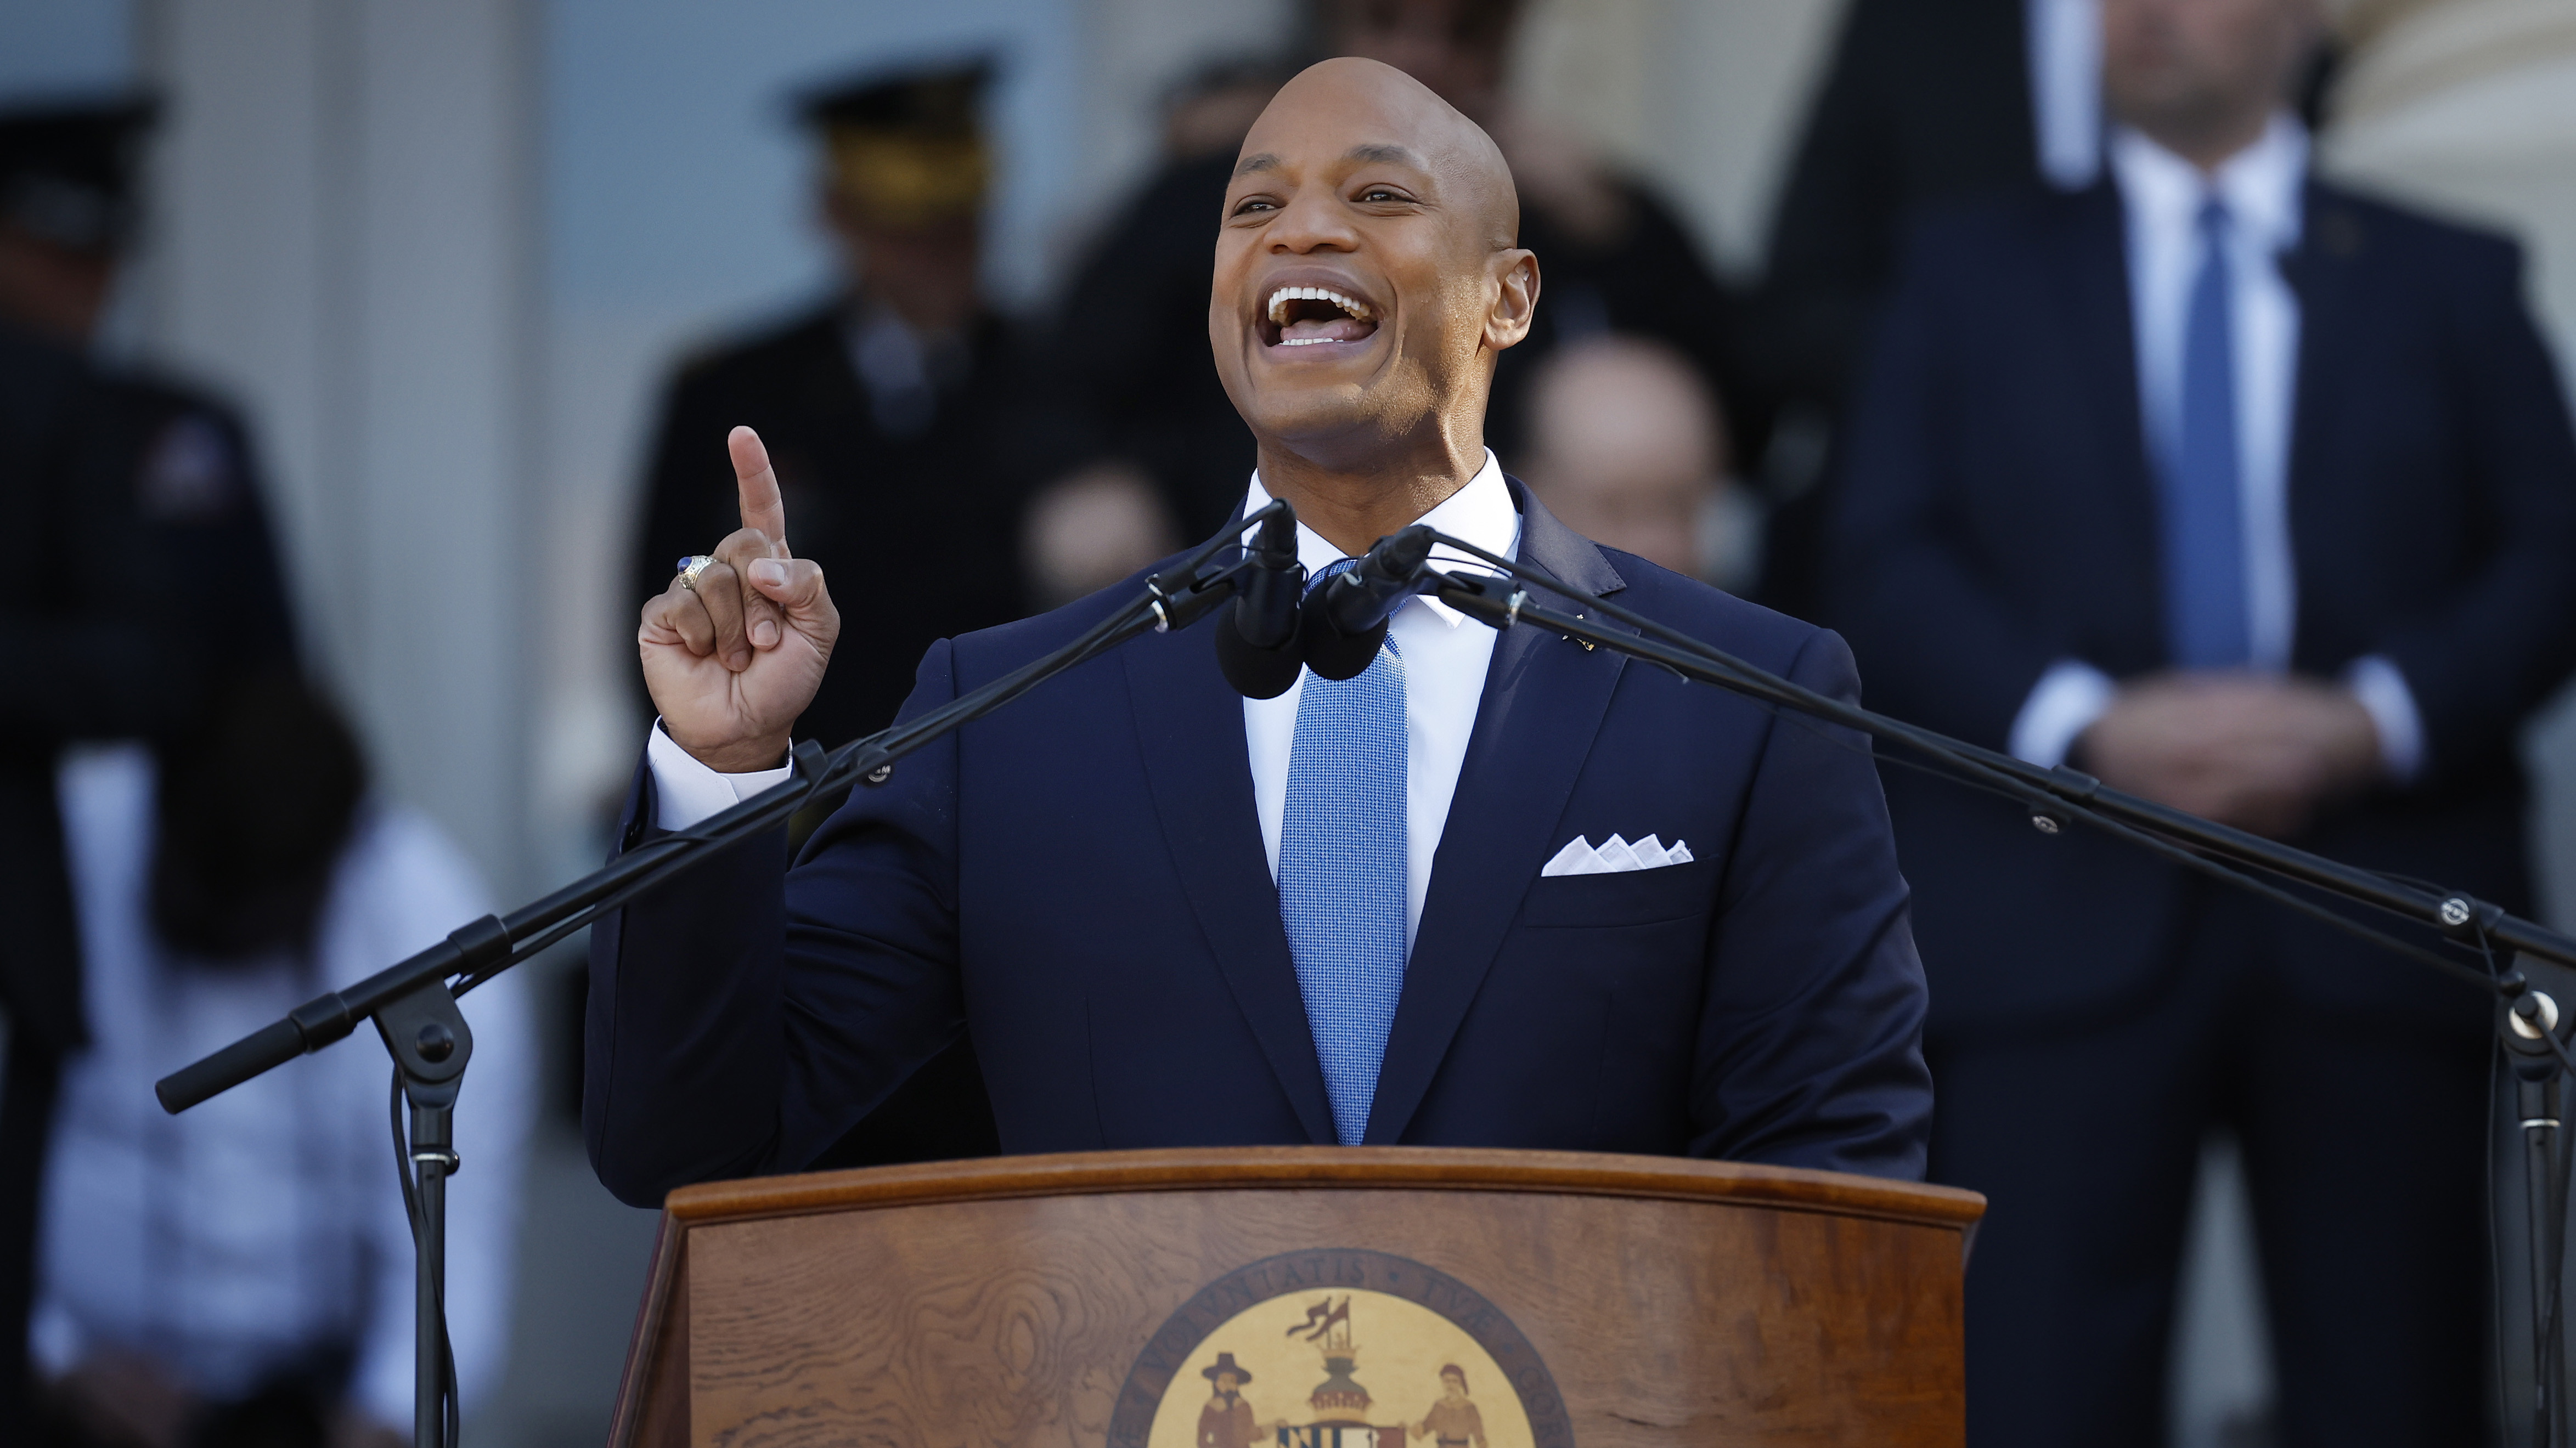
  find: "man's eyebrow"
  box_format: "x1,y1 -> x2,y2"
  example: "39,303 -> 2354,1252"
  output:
1345,143 -> 1427,169
1233,152 -> 1279,178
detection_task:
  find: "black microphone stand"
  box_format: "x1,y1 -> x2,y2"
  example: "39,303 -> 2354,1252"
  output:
1417,544 -> 2576,1447
149,503 -> 1284,1448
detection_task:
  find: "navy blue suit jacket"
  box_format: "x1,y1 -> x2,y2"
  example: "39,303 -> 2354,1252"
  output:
586,485 -> 1932,1206
1829,178 -> 2576,1034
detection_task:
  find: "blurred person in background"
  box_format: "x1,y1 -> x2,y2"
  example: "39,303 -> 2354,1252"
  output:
1516,334 -> 1758,594
1762,0 -> 2107,425
1755,0 -> 2110,625
1008,57 -> 1292,613
629,59 -> 1019,1169
1021,55 -> 1295,551
1827,0 -> 2576,1440
1019,462 -> 1185,612
1324,0 -> 1761,481
0,97 -> 300,1429
633,59 -> 1034,756
32,673 -> 531,1448
1757,0 -> 2336,622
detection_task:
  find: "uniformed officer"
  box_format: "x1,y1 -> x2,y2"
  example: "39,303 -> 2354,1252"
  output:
628,59 -> 1033,1168
632,59 -> 1039,757
0,94 -> 298,1434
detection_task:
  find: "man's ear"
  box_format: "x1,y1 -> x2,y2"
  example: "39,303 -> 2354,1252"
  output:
1484,248 -> 1540,352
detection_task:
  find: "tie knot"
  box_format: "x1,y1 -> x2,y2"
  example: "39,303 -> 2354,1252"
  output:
2197,195 -> 2231,241
1303,556 -> 1361,601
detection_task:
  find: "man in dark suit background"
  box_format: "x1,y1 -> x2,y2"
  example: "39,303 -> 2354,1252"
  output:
1760,0 -> 2343,625
1827,0 -> 2576,1440
586,58 -> 1931,1206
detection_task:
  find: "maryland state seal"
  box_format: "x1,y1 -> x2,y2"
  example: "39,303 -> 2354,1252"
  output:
1109,1249 -> 1573,1448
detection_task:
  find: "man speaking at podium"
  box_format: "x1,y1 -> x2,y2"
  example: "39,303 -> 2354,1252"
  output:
584,59 -> 1932,1206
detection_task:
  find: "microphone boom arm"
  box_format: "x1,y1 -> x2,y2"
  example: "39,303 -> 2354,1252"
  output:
1419,550 -> 2576,986
1420,536 -> 2576,1448
157,500 -> 1287,1116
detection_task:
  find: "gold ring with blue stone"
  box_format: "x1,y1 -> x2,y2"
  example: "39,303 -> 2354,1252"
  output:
675,555 -> 714,591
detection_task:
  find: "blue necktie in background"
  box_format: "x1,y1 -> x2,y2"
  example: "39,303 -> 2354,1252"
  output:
1278,558 -> 1409,1146
2160,196 -> 2253,669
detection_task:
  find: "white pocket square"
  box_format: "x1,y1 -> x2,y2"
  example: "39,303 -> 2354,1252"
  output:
1541,833 -> 1694,877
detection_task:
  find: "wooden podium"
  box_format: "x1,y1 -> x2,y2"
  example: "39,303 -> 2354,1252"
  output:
607,1147 -> 1983,1447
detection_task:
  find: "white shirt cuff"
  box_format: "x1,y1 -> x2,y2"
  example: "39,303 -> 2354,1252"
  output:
2009,660 -> 2118,769
29,1296 -> 79,1378
645,721 -> 795,830
2343,654 -> 2425,784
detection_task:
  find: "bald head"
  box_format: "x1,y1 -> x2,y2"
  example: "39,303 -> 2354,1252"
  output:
1205,56 -> 1540,541
1241,58 -> 1520,250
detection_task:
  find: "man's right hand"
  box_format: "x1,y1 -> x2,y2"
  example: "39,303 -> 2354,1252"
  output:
639,426 -> 839,772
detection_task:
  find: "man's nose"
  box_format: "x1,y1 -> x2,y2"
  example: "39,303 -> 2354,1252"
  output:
1266,186 -> 1360,253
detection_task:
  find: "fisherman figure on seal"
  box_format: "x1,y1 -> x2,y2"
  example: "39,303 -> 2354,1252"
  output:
1198,1352 -> 1288,1448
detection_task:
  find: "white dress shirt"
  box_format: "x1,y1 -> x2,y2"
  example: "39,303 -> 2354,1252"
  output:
2008,117 -> 2426,781
1242,452 -> 1519,953
36,744 -> 533,1432
647,451 -> 1523,954
2027,0 -> 2103,190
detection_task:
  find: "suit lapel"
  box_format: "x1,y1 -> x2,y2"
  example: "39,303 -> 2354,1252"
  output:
2282,181 -> 2367,627
2066,180 -> 2162,555
1123,565 -> 1339,1145
2058,179 -> 2173,664
1363,487 -> 1629,1144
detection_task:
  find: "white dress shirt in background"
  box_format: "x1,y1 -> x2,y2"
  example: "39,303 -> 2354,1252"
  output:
2027,0 -> 2104,190
647,451 -> 1523,955
2008,117 -> 2425,781
2121,116 -> 2307,673
36,743 -> 534,1432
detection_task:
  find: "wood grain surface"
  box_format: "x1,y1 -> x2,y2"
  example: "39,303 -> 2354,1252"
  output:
609,1149 -> 1980,1447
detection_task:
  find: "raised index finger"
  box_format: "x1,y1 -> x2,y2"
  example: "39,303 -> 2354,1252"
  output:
729,425 -> 788,557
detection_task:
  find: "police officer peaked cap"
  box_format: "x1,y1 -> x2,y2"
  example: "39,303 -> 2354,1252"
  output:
797,56 -> 991,139
797,58 -> 993,225
0,94 -> 157,253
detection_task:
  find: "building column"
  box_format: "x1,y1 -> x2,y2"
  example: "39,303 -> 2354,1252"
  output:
138,0 -> 539,890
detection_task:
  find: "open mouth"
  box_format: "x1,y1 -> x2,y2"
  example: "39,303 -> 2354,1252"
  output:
1260,285 -> 1379,349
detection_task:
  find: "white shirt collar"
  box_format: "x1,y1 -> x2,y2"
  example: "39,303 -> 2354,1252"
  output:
1244,448 -> 1522,630
2109,111 -> 2309,254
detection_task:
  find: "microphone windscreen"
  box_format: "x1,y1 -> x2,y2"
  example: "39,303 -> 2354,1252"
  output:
1215,613 -> 1305,699
1300,603 -> 1389,682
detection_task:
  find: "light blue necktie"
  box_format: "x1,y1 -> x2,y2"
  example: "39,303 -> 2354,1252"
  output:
2160,196 -> 2253,669
1278,558 -> 1408,1146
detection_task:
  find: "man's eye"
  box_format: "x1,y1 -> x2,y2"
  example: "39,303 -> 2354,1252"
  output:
1233,198 -> 1277,215
1358,188 -> 1400,203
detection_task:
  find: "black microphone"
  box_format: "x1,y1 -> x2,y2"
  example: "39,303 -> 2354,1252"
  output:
1213,502 -> 1308,700
1302,524 -> 1435,681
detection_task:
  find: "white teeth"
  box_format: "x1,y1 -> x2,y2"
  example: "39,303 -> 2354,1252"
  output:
1265,285 -> 1375,325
